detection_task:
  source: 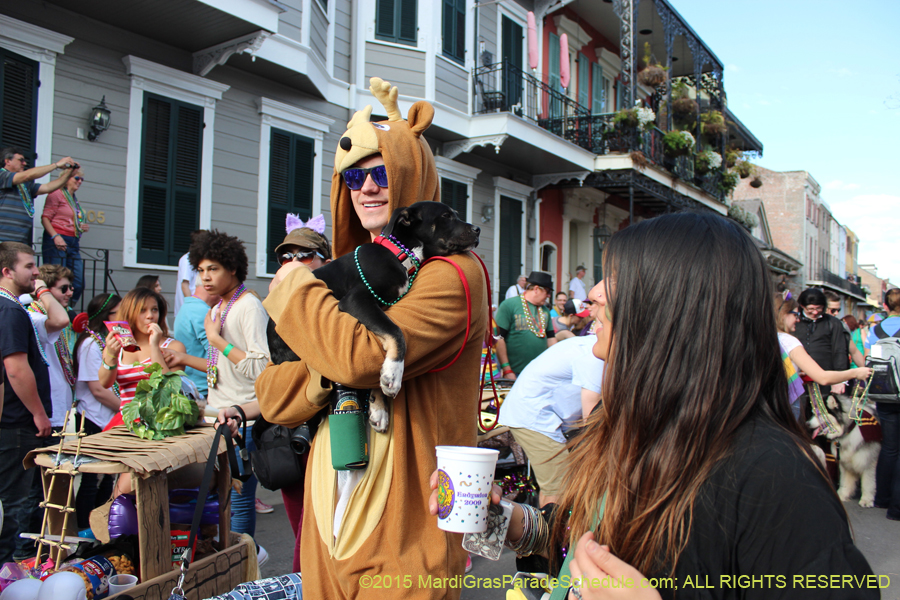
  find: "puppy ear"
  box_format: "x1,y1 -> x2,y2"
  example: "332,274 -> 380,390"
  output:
397,208 -> 412,227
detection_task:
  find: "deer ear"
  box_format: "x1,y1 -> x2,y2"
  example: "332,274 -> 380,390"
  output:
407,102 -> 434,137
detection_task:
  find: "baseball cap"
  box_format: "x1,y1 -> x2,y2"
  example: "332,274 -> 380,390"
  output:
274,227 -> 332,261
564,299 -> 591,318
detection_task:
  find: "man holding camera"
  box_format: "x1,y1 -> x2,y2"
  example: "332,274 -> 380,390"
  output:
0,148 -> 78,244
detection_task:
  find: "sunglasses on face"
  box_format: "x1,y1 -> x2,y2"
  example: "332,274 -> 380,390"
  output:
790,311 -> 800,317
278,250 -> 324,266
342,165 -> 388,190
74,176 -> 84,182
827,308 -> 840,315
56,284 -> 73,293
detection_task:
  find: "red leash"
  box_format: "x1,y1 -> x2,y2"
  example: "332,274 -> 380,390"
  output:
421,253 -> 499,431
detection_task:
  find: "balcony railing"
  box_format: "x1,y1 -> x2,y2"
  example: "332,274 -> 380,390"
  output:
816,268 -> 866,299
473,62 -> 726,202
35,246 -> 120,314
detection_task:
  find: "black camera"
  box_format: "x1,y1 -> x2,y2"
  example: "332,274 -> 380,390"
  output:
290,418 -> 318,455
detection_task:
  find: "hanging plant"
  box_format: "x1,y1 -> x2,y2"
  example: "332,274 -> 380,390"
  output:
613,106 -> 656,132
750,176 -> 764,188
701,110 -> 728,138
719,170 -> 740,195
725,147 -> 743,168
637,42 -> 668,87
662,130 -> 695,157
695,149 -> 723,174
735,160 -> 755,179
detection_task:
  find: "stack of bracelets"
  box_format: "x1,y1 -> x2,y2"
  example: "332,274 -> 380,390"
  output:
505,503 -> 549,557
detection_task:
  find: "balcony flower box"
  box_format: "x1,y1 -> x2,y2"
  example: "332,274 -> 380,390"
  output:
662,130 -> 695,157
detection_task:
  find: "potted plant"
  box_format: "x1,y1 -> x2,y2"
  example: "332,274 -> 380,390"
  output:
701,110 -> 727,139
662,130 -> 695,157
725,147 -> 743,168
612,106 -> 656,132
735,160 -> 754,179
695,149 -> 723,175
637,42 -> 668,88
750,176 -> 764,188
727,203 -> 759,230
671,80 -> 698,118
719,170 -> 740,196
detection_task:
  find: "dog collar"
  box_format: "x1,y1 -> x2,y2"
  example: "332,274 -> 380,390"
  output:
374,235 -> 420,276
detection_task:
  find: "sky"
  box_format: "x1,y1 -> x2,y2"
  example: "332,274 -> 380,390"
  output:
671,0 -> 900,284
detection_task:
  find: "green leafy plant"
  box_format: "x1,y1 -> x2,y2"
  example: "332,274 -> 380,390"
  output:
670,80 -> 698,119
637,42 -> 668,87
662,130 -> 695,157
719,170 -> 741,196
701,110 -> 727,138
727,203 -> 759,229
695,149 -> 722,174
121,364 -> 201,440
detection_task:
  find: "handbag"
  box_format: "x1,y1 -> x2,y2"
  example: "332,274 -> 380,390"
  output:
250,416 -> 308,490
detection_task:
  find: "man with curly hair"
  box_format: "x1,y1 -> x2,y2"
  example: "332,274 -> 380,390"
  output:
165,229 -> 271,562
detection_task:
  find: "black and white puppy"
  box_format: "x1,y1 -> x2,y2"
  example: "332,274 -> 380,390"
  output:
268,201 -> 480,432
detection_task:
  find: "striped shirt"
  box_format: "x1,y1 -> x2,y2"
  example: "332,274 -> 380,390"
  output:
0,170 -> 41,244
115,338 -> 175,405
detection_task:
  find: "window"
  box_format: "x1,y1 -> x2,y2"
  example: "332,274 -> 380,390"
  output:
499,195 -> 523,294
577,54 -> 589,109
591,62 -> 604,115
376,0 -> 418,46
0,48 -> 38,161
442,0 -> 466,64
441,178 -> 468,217
137,94 -> 203,266
266,129 -> 314,274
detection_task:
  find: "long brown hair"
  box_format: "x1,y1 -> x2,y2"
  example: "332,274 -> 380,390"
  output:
552,213 -> 816,575
774,293 -> 798,333
117,287 -> 169,338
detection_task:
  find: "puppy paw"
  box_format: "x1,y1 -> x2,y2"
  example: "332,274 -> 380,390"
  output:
380,358 -> 403,397
368,393 -> 390,433
859,497 -> 875,508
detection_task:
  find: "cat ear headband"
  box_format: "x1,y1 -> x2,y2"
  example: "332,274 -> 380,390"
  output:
286,213 -> 325,234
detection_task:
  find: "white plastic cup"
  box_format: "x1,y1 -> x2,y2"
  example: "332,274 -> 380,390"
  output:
108,574 -> 138,596
435,445 -> 500,533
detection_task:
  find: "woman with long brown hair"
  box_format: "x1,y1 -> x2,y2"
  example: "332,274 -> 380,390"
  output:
434,213 -> 876,599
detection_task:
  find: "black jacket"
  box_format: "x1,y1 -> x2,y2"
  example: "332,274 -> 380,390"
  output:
794,313 -> 849,372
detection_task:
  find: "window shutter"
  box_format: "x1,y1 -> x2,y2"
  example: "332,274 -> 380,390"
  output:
592,62 -> 604,114
138,94 -> 203,266
578,55 -> 589,108
441,178 -> 467,217
267,130 -> 315,273
499,196 -> 522,293
442,0 -> 466,64
376,0 -> 396,40
455,0 -> 466,64
0,50 -> 39,162
399,0 -> 418,44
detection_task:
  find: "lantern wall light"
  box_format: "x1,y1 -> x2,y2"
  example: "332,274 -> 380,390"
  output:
88,96 -> 111,142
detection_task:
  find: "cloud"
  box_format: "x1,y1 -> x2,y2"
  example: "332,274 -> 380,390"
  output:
825,180 -> 861,191
827,67 -> 854,77
829,194 -> 900,283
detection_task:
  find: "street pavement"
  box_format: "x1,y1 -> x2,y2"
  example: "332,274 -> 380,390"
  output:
256,487 -> 900,599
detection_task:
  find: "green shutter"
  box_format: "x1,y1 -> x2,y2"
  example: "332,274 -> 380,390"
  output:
267,129 -> 315,273
548,33 -> 561,119
0,49 -> 39,162
441,178 -> 467,218
399,0 -> 418,44
376,0 -> 417,46
499,196 -> 522,293
376,0 -> 395,39
578,55 -> 589,109
137,94 -> 202,266
592,62 -> 604,114
442,0 -> 466,64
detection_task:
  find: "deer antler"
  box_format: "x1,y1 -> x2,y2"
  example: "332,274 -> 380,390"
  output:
370,77 -> 402,122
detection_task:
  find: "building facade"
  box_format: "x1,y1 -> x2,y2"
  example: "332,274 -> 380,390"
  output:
2,0 -> 761,311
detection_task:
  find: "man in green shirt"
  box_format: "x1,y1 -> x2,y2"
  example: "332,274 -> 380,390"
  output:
495,271 -> 556,379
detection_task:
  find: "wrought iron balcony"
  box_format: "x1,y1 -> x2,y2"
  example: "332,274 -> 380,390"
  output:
473,61 -> 726,202
815,268 -> 866,299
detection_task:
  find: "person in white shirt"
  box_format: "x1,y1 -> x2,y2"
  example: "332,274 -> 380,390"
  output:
174,240 -> 200,317
505,274 -> 526,300
568,265 -> 587,301
498,335 -> 603,507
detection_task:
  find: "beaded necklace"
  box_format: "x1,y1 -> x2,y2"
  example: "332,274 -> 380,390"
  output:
0,285 -> 49,365
62,189 -> 85,237
849,372 -> 875,424
354,244 -> 420,306
808,382 -> 838,436
26,300 -> 76,387
86,327 -> 121,398
206,283 -> 246,388
0,168 -> 36,217
519,294 -> 547,338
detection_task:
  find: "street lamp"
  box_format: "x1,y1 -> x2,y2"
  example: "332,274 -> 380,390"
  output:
88,96 -> 112,142
594,224 -> 611,250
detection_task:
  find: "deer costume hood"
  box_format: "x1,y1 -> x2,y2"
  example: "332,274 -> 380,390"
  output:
331,77 -> 439,257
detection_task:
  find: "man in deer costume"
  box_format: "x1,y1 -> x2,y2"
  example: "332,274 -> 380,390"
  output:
257,79 -> 488,599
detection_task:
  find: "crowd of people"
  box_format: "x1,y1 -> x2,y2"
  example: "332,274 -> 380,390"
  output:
1,79 -> 897,600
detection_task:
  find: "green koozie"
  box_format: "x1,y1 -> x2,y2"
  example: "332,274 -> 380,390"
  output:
329,384 -> 369,470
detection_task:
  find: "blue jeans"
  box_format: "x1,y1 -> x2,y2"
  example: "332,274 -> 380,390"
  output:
230,422 -> 257,537
42,232 -> 84,306
875,403 -> 900,519
0,428 -> 46,563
